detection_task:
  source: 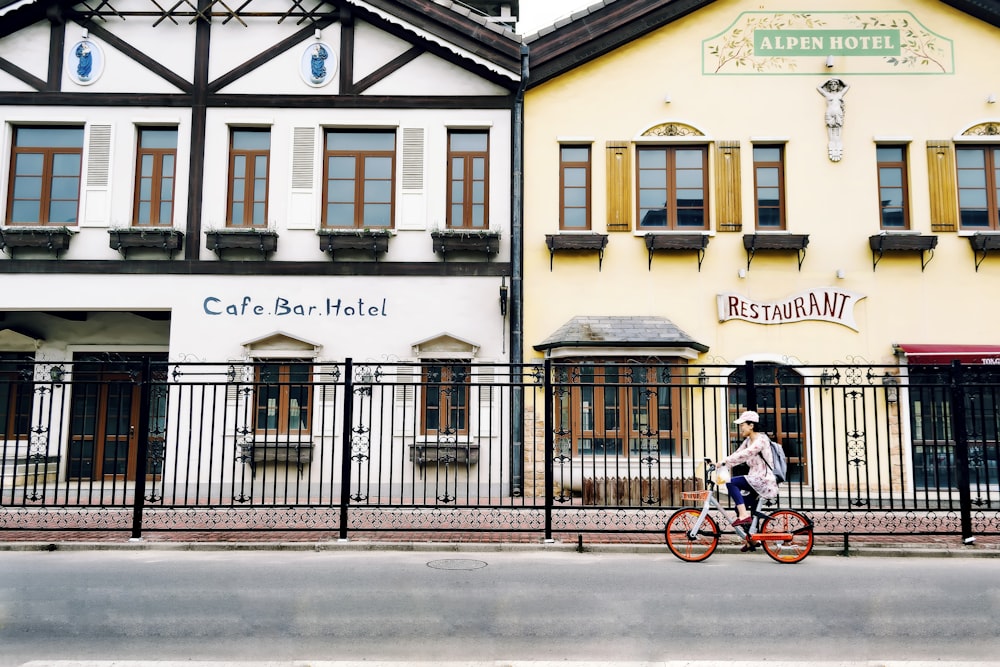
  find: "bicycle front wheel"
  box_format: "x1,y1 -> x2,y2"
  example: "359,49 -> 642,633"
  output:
759,510 -> 814,564
665,508 -> 719,562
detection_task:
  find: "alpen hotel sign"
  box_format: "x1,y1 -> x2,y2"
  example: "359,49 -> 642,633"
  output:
718,288 -> 866,331
703,12 -> 954,74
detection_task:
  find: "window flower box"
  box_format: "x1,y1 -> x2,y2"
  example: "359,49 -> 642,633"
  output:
409,443 -> 480,466
431,229 -> 501,260
968,232 -> 1000,271
644,233 -> 710,271
869,233 -> 937,271
206,229 -> 278,260
0,227 -> 75,258
109,228 -> 184,259
545,233 -> 609,270
318,228 -> 393,260
742,233 -> 809,271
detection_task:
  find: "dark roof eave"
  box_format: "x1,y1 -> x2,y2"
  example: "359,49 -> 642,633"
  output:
534,340 -> 710,353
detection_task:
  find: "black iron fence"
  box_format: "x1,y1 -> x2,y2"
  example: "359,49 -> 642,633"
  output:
1,356 -> 998,542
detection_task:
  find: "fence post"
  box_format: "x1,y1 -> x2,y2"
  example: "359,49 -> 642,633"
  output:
949,361 -> 975,544
130,357 -> 153,540
543,358 -> 553,541
338,358 -> 354,541
744,359 -> 757,411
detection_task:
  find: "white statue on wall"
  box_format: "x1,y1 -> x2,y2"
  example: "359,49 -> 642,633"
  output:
817,78 -> 850,162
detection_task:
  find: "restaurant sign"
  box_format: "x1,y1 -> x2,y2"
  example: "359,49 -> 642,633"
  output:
718,288 -> 866,331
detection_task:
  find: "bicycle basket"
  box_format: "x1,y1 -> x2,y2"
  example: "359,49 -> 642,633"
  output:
681,490 -> 711,502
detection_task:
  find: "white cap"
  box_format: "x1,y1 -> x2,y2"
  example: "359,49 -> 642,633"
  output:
734,410 -> 759,425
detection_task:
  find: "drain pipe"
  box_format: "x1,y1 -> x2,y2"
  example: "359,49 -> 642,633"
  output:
510,42 -> 528,497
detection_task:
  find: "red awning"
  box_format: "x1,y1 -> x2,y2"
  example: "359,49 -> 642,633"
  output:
895,344 -> 1000,365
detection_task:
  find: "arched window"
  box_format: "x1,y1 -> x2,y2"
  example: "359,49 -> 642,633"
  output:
729,363 -> 806,484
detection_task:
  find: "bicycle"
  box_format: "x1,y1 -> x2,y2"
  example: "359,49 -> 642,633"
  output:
664,459 -> 814,563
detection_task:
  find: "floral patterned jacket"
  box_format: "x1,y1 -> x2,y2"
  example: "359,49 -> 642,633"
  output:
721,432 -> 779,499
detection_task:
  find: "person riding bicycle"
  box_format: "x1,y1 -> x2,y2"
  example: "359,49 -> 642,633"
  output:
715,410 -> 779,527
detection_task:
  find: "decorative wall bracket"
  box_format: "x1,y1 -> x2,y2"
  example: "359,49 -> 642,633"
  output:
743,233 -> 809,271
869,233 -> 937,271
645,233 -> 710,271
545,233 -> 609,271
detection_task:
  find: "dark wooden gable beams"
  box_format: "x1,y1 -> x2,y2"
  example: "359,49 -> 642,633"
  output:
0,0 -> 521,94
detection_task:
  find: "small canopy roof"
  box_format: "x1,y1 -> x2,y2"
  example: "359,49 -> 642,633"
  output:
535,315 -> 708,359
894,343 -> 1000,365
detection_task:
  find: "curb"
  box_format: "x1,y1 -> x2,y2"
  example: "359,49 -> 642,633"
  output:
1,539 -> 998,558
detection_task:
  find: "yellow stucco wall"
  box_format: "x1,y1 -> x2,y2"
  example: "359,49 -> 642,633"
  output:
524,0 -> 1000,367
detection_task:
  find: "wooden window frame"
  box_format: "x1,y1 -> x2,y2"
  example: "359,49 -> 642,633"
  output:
957,145 -> 1000,231
446,131 -> 489,230
322,130 -> 396,229
876,144 -> 910,230
6,126 -> 84,226
752,144 -> 785,230
226,129 -> 270,228
254,362 -> 313,436
132,128 -> 177,227
559,145 -> 591,230
555,360 -> 681,458
0,356 -> 33,440
421,362 -> 471,436
636,145 -> 708,231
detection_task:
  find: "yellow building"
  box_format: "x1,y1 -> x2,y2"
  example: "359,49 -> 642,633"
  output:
521,0 -> 1000,500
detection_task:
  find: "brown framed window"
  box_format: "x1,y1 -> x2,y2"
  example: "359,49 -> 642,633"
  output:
323,130 -> 395,229
560,145 -> 591,230
0,355 -> 33,440
227,129 -> 270,228
133,128 -> 177,227
637,146 -> 707,230
6,126 -> 84,225
447,131 -> 488,229
753,145 -> 785,230
254,362 -> 312,436
421,362 -> 470,435
554,360 -> 681,457
957,146 -> 1000,230
876,145 -> 909,229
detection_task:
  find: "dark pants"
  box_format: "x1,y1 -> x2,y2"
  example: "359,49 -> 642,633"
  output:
725,476 -> 758,509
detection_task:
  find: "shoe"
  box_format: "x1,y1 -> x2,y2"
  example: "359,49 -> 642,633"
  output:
733,516 -> 752,527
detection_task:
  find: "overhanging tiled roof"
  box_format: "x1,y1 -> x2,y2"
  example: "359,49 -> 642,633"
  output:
534,315 -> 709,353
524,0 -> 1000,88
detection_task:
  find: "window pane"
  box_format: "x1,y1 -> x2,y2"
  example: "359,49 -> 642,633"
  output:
233,130 -> 270,150
676,209 -> 705,227
12,176 -> 41,199
364,180 -> 391,203
756,167 -> 778,188
328,131 -> 394,151
48,200 -> 78,223
879,187 -> 902,207
957,149 -> 985,168
50,176 -> 80,199
17,127 -> 83,148
757,208 -> 781,227
881,209 -> 905,228
879,167 -> 902,187
959,190 -> 987,208
564,167 -> 587,187
11,201 -> 40,222
14,154 -> 43,176
363,203 -> 391,227
450,132 -> 487,151
562,147 -> 589,161
675,149 -> 703,168
564,189 -> 586,207
140,129 -> 177,149
563,209 -> 587,228
958,170 -> 987,188
327,203 -> 354,225
364,156 -> 392,179
638,150 -> 666,168
328,181 -> 354,202
753,146 -> 780,162
876,146 -> 903,162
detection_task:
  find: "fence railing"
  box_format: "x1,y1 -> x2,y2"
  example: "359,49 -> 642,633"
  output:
1,357 -> 997,541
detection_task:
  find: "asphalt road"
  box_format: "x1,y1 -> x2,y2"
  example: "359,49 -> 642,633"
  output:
1,547 -> 998,666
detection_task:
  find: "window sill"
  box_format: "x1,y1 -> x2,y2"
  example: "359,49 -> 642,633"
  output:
0,226 -> 75,259
109,228 -> 184,259
869,233 -> 937,271
742,233 -> 809,271
545,233 -> 609,271
431,230 -> 500,260
318,229 -> 392,260
644,233 -> 710,271
206,229 -> 278,260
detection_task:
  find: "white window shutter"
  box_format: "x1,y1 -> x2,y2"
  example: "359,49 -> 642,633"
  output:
397,127 -> 426,230
81,123 -> 112,227
287,126 -> 317,230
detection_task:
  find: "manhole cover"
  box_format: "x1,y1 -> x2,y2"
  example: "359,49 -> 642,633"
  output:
427,558 -> 488,570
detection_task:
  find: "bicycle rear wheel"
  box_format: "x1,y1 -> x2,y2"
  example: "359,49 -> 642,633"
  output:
759,510 -> 814,563
665,508 -> 719,562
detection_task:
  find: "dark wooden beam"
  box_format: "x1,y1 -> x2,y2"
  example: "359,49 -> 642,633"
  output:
0,57 -> 46,91
353,47 -> 421,94
0,260 -> 512,277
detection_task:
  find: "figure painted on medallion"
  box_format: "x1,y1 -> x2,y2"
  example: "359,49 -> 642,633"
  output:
817,78 -> 849,162
76,42 -> 93,81
310,44 -> 328,84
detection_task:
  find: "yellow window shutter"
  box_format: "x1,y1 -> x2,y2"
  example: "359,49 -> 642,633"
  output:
606,141 -> 632,232
715,141 -> 742,232
926,140 -> 958,232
